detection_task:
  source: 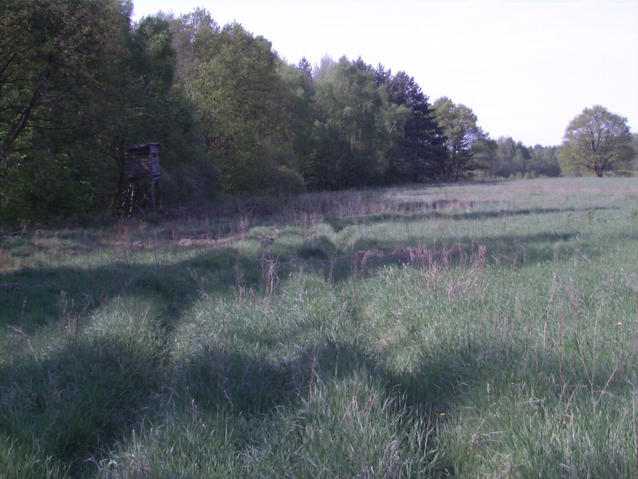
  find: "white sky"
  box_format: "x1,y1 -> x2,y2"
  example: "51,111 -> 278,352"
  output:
132,0 -> 638,146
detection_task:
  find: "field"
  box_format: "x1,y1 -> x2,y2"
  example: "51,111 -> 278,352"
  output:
1,177 -> 637,478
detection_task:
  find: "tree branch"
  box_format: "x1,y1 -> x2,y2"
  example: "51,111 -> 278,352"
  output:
1,58 -> 54,161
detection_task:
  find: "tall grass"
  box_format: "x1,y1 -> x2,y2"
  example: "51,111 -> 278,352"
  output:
1,177 -> 637,477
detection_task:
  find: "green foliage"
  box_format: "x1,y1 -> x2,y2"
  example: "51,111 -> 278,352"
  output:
433,97 -> 491,181
379,69 -> 447,183
631,133 -> 638,172
309,57 -> 390,188
529,144 -> 561,177
0,152 -> 98,223
307,58 -> 448,189
0,2 -> 215,224
0,0 -> 133,221
171,16 -> 302,194
126,14 -> 217,203
3,2 -> 584,224
490,137 -> 560,178
558,105 -> 635,177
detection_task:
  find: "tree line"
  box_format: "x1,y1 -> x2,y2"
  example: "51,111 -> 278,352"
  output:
0,1 -> 635,223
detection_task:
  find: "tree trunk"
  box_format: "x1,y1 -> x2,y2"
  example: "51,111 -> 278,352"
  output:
1,61 -> 53,162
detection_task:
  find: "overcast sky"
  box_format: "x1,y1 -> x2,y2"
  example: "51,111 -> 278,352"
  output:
131,0 -> 638,146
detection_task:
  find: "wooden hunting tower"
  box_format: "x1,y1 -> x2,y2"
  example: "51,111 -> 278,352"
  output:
119,143 -> 161,215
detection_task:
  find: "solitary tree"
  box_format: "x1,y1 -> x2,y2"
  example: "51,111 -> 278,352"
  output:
558,105 -> 634,177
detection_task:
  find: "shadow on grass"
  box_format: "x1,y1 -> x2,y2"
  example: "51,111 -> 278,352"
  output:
327,231 -> 589,283
2,333 -> 631,477
325,205 -> 616,232
0,245 -> 247,334
0,224 -> 618,337
0,337 -> 166,477
176,338 -> 633,476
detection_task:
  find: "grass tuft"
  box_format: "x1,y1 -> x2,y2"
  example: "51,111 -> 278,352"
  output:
1,177 -> 637,477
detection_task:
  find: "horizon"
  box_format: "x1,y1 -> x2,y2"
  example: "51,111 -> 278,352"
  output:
132,0 -> 638,147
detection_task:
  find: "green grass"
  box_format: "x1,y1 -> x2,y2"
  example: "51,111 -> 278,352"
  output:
1,177 -> 637,478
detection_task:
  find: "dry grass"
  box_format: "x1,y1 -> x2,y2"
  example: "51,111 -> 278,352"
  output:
1,177 -> 637,478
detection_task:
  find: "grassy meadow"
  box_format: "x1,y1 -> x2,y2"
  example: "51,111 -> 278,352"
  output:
1,177 -> 637,478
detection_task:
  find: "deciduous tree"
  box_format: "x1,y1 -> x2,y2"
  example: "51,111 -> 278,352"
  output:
558,105 -> 634,177
433,97 -> 489,181
310,57 -> 389,188
172,15 -> 303,193
0,0 -> 133,219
